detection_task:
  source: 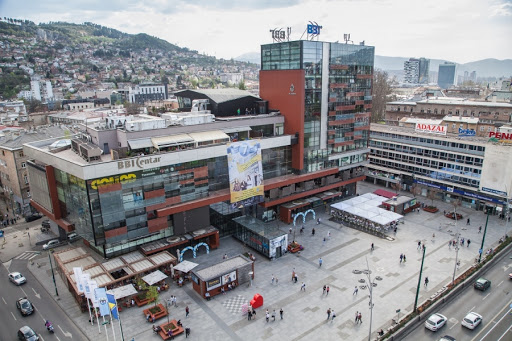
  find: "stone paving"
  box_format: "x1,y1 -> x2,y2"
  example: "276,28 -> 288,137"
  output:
4,181 -> 510,341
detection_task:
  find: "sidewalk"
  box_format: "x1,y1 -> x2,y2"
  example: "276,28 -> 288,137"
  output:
9,181 -> 510,341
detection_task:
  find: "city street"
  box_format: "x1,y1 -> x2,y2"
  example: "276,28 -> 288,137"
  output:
402,248 -> 512,340
1,181 -> 511,341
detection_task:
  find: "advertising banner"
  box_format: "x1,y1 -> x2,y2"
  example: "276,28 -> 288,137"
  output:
73,267 -> 83,293
94,287 -> 110,316
415,123 -> 447,135
227,140 -> 264,205
221,271 -> 237,285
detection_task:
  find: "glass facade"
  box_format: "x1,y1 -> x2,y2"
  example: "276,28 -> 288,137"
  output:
57,145 -> 291,255
261,41 -> 374,174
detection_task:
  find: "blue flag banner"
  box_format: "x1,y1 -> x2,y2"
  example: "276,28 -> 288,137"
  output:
106,293 -> 119,320
95,288 -> 110,317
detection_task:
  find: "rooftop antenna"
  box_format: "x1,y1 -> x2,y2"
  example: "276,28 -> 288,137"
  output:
344,33 -> 353,44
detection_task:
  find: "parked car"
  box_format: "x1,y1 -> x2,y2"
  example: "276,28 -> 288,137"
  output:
425,313 -> 447,331
25,213 -> 43,222
461,312 -> 482,330
438,336 -> 456,341
16,297 -> 34,316
67,232 -> 80,243
17,325 -> 39,341
474,278 -> 491,291
43,239 -> 60,250
9,272 -> 27,285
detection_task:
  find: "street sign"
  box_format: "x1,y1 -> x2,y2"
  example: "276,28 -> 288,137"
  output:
479,248 -> 483,254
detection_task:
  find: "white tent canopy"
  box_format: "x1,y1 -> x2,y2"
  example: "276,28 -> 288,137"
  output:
106,284 -> 138,300
142,270 -> 168,286
331,194 -> 403,226
173,260 -> 199,273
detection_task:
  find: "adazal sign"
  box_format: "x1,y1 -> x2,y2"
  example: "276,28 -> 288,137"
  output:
415,123 -> 447,135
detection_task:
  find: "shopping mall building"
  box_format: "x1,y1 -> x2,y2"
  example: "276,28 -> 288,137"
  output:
23,40 -> 375,259
367,121 -> 512,214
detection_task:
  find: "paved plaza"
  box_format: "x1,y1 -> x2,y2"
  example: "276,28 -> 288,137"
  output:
3,181 -> 510,341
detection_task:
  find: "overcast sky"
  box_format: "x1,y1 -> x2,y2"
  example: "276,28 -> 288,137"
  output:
1,0 -> 511,64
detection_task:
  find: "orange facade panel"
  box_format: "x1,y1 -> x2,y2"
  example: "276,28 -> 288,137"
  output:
364,104 -> 373,109
144,188 -> 165,199
330,65 -> 349,70
347,92 -> 364,97
328,111 -> 337,116
330,83 -> 348,88
105,226 -> 127,239
354,125 -> 370,131
335,105 -> 356,111
194,166 -> 208,179
356,74 -> 372,79
98,182 -> 122,194
334,140 -> 354,147
329,119 -> 355,126
355,100 -> 365,105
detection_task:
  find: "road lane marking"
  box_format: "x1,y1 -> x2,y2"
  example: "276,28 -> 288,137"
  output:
497,280 -> 504,287
58,325 -> 73,338
474,307 -> 512,340
11,311 -> 17,320
469,305 -> 476,313
483,293 -> 491,300
2,297 -> 6,304
497,323 -> 512,341
471,296 -> 512,341
450,321 -> 459,329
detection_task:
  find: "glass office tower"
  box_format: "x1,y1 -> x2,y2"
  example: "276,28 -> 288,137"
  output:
260,40 -> 374,174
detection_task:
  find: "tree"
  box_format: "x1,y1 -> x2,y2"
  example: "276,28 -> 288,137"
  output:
238,80 -> 246,90
125,102 -> 141,115
371,69 -> 397,123
426,188 -> 440,208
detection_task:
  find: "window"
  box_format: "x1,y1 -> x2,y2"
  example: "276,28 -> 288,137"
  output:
24,175 -> 28,184
19,151 -> 24,157
21,162 -> 26,168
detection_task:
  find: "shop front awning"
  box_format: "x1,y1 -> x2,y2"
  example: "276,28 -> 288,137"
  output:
128,138 -> 153,150
106,284 -> 138,300
152,134 -> 194,149
173,260 -> 199,273
189,130 -> 229,143
222,126 -> 252,134
142,270 -> 168,286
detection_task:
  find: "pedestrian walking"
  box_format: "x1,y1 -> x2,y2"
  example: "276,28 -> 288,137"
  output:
173,296 -> 178,307
185,306 -> 189,318
371,243 -> 374,251
266,310 -> 270,323
456,260 -> 460,270
323,285 -> 326,295
301,282 -> 306,291
272,310 -> 276,321
467,218 -> 470,225
275,277 -> 278,284
417,241 -> 421,249
312,228 -> 316,236
448,240 -> 451,249
358,312 -> 362,324
400,253 -> 403,263
317,218 -> 321,225
403,254 -> 406,262
323,237 -> 326,245
327,231 -> 331,239
248,310 -> 252,321
318,257 -> 323,267
280,308 -> 283,320
294,273 -> 298,283
354,311 -> 358,323
292,269 -> 295,282
271,275 -> 275,284
478,226 -> 482,233
327,308 -> 331,320
353,286 -> 358,295
424,277 -> 429,288
467,239 -> 471,247
331,310 -> 336,322
289,227 -> 292,235
185,327 -> 190,338
326,286 -> 330,295
432,233 -> 435,242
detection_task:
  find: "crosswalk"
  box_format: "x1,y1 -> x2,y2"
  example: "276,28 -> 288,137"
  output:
14,251 -> 40,260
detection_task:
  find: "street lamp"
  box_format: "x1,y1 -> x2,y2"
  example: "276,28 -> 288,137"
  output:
451,204 -> 460,286
354,257 -> 380,341
48,250 -> 59,296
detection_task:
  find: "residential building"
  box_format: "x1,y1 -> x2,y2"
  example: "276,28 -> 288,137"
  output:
30,77 -> 54,102
438,62 -> 457,89
0,126 -> 70,216
128,83 -> 168,104
404,58 -> 430,84
384,97 -> 512,130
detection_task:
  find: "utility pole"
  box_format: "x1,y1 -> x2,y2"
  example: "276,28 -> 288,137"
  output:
48,251 -> 59,296
414,245 -> 426,312
452,206 -> 460,286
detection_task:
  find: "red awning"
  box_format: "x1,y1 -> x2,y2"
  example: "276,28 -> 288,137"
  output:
373,189 -> 397,199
